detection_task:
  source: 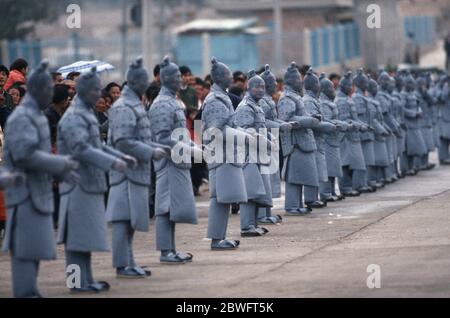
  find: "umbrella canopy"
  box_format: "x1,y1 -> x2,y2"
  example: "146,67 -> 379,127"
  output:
57,60 -> 115,78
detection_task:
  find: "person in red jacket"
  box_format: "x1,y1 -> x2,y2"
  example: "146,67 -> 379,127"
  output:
4,59 -> 28,91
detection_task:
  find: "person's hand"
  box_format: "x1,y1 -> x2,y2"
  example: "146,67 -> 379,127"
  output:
64,158 -> 79,171
312,114 -> 323,122
280,122 -> 293,132
122,155 -> 138,169
113,159 -> 127,172
152,148 -> 168,161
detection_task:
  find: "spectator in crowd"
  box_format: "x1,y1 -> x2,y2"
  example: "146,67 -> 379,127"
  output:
329,73 -> 341,89
0,65 -> 14,113
273,77 -> 284,104
4,58 -> 28,91
151,64 -> 161,87
63,79 -> 76,100
233,70 -> 247,90
179,65 -> 198,112
66,71 -> 81,82
204,74 -> 213,86
7,84 -> 25,108
144,84 -> 161,111
299,64 -> 311,80
45,84 -> 70,148
105,82 -> 122,103
52,72 -> 64,85
95,92 -> 112,142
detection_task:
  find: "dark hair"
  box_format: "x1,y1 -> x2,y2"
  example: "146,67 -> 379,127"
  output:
8,84 -> 26,97
195,77 -> 204,86
153,64 -> 160,77
145,84 -> 161,104
329,73 -> 340,81
10,58 -> 28,72
51,72 -> 62,81
67,71 -> 81,81
105,82 -> 121,93
102,91 -> 112,101
204,74 -> 213,85
0,64 -> 9,77
299,65 -> 311,77
179,65 -> 192,76
233,71 -> 246,82
53,84 -> 70,104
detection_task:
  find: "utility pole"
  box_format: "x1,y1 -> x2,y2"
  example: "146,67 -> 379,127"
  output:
142,0 -> 155,73
273,0 -> 283,75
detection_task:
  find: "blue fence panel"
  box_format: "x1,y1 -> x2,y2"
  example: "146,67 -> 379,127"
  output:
310,29 -> 319,68
332,25 -> 341,64
174,35 -> 203,75
320,27 -> 330,66
352,23 -> 360,58
343,23 -> 352,60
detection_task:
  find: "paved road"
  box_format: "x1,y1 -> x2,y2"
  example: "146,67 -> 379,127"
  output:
1,153 -> 450,298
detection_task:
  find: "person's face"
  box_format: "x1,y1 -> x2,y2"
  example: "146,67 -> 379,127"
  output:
166,70 -> 182,93
182,72 -> 192,86
265,76 -> 277,95
195,84 -> 204,101
105,96 -> 112,108
234,79 -> 246,90
331,78 -> 340,89
249,80 -> 265,102
109,86 -> 121,102
54,74 -> 64,85
0,71 -> 7,87
64,80 -> 76,98
95,97 -> 108,113
8,88 -> 21,106
222,69 -> 233,90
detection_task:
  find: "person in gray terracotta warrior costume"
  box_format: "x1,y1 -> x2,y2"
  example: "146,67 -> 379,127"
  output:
401,72 -> 428,174
201,57 -> 249,246
391,72 -> 408,177
257,64 -> 289,224
148,56 -> 200,263
437,76 -> 450,165
234,70 -> 274,236
303,68 -> 338,206
278,62 -> 320,215
319,73 -> 349,201
107,57 -> 170,277
376,71 -> 401,183
336,71 -> 369,197
57,67 -> 138,292
367,75 -> 391,186
352,69 -> 377,192
2,60 -> 79,298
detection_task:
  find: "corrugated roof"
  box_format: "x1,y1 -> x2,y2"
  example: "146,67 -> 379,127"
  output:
175,18 -> 258,34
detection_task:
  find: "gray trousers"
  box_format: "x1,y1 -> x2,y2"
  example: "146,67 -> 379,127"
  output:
367,166 -> 378,186
340,166 -> 366,192
207,198 -> 230,240
65,250 -> 94,288
156,214 -> 176,252
400,153 -> 409,173
258,207 -> 272,219
439,138 -> 450,161
11,257 -> 40,298
240,202 -> 258,230
285,182 -> 317,210
112,221 -> 136,269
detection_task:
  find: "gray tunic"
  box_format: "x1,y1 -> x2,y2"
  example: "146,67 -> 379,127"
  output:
401,91 -> 428,156
320,93 -> 345,178
2,95 -> 68,260
106,86 -> 155,232
148,87 -> 197,224
417,91 -> 435,151
57,97 -> 118,252
335,91 -> 366,170
392,90 -> 406,155
234,95 -> 272,207
278,88 -> 319,187
377,91 -> 399,163
353,90 -> 375,166
304,91 -> 336,182
201,84 -> 248,204
367,95 -> 390,167
260,94 -> 282,198
439,84 -> 450,139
